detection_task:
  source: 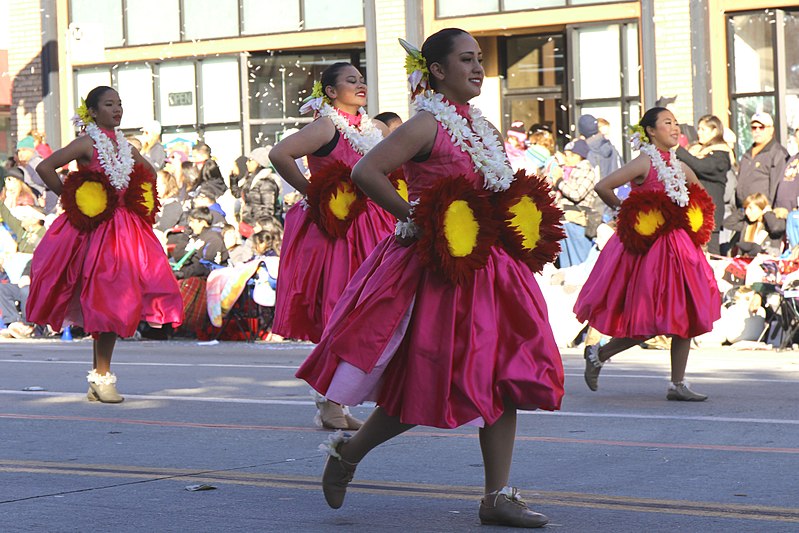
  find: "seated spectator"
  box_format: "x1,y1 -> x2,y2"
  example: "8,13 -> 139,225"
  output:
251,219 -> 283,257
0,203 -> 46,339
3,168 -> 37,209
191,142 -> 228,200
373,111 -> 403,134
222,223 -> 254,266
193,191 -> 227,227
155,169 -> 183,232
172,207 -> 229,279
551,139 -> 600,267
724,192 -> 785,257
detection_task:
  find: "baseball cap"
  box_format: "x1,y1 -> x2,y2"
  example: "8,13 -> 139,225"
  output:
564,139 -> 590,160
750,112 -> 773,127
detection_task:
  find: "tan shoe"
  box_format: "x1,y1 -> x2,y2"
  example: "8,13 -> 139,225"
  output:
667,382 -> 707,402
320,431 -> 358,509
479,487 -> 549,528
87,370 -> 124,403
316,400 -> 349,430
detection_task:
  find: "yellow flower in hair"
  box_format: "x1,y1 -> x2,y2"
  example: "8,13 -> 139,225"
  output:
629,124 -> 649,145
404,54 -> 428,77
76,98 -> 93,125
310,81 -> 324,99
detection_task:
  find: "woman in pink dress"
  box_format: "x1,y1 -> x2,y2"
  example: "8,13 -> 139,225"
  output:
574,106 -> 721,401
28,86 -> 183,403
269,63 -> 394,430
296,29 -> 564,528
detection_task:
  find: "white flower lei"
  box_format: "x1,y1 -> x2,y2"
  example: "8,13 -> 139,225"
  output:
85,122 -> 134,190
318,103 -> 383,156
638,143 -> 689,207
413,92 -> 514,192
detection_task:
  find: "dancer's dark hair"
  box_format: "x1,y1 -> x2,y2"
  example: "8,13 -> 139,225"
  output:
85,86 -> 116,111
321,62 -> 357,100
421,28 -> 469,90
639,107 -> 669,136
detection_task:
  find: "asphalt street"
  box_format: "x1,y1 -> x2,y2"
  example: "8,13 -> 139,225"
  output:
1,339 -> 798,532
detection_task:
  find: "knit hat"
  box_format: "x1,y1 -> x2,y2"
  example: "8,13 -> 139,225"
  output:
248,146 -> 273,168
577,115 -> 598,137
526,145 -> 550,169
564,139 -> 590,160
16,136 -> 35,150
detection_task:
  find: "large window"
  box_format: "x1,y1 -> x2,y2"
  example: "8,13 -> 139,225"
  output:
247,50 -> 364,147
728,9 -> 799,157
502,34 -> 568,147
69,0 -> 364,47
437,0 -> 623,18
73,57 -> 242,173
571,22 -> 640,160
502,22 -> 640,159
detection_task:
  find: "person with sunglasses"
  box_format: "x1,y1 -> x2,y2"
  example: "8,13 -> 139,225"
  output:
736,112 -> 789,209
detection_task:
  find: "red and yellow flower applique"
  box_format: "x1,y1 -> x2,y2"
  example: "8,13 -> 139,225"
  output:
61,169 -> 119,231
414,175 -> 498,285
125,164 -> 161,224
616,189 -> 680,254
494,171 -> 564,273
682,183 -> 715,247
306,160 -> 367,238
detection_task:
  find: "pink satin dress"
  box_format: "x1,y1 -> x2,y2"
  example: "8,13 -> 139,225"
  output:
574,151 -> 721,338
272,114 -> 395,343
27,145 -> 183,338
296,105 -> 564,430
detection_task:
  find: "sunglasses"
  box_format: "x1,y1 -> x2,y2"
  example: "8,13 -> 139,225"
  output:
751,124 -> 769,131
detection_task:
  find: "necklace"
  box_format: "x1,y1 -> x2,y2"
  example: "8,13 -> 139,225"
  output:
639,143 -> 689,206
413,92 -> 514,192
85,123 -> 134,190
318,104 -> 383,155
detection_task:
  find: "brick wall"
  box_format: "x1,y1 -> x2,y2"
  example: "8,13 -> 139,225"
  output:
653,0 -> 694,125
374,0 -> 410,119
8,0 -> 44,146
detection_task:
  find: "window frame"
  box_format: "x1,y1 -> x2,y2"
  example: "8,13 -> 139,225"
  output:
68,0 -> 364,48
727,8 -> 797,157
435,0 -> 636,19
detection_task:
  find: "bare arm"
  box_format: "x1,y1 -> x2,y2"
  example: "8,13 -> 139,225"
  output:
681,162 -> 701,187
34,135 -> 94,195
594,154 -> 651,209
131,145 -> 155,173
268,118 -> 337,195
351,111 -> 438,220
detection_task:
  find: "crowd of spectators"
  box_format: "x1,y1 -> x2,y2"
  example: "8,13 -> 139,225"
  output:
0,125 -> 288,340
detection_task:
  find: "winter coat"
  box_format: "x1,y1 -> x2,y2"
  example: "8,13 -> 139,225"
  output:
240,168 -> 281,225
736,138 -> 789,207
585,134 -> 622,180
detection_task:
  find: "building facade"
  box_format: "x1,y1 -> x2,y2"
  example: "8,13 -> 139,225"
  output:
1,0 -> 798,168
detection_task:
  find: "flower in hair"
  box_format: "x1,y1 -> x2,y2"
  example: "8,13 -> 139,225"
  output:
71,98 -> 94,128
299,80 -> 330,115
399,38 -> 429,95
628,124 -> 649,150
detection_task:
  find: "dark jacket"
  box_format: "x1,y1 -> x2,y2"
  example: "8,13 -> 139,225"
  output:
676,147 -> 730,229
723,209 -> 785,257
172,226 -> 229,279
240,169 -> 281,225
736,138 -> 789,207
775,154 -> 799,211
585,134 -> 622,180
